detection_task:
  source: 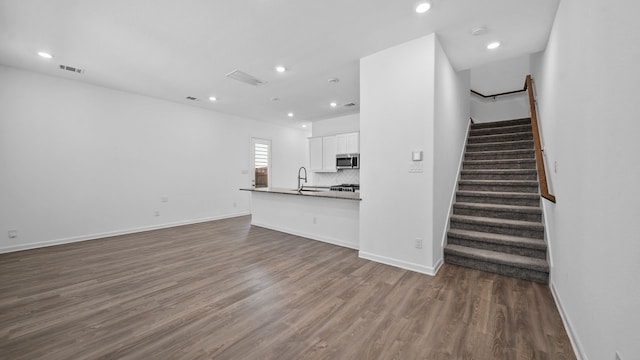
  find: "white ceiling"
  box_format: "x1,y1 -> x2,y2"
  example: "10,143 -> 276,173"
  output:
0,0 -> 559,128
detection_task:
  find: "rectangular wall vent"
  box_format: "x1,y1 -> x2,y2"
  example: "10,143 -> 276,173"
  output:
185,96 -> 198,101
59,65 -> 84,74
225,70 -> 266,86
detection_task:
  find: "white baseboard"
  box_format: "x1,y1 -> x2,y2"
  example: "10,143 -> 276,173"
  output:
251,222 -> 359,250
0,212 -> 251,254
358,251 -> 441,276
432,257 -> 444,274
550,281 -> 587,360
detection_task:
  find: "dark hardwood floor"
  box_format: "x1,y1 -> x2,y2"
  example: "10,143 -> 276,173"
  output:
0,216 -> 575,359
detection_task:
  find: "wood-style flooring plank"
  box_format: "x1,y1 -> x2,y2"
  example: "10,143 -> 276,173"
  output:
0,215 -> 575,359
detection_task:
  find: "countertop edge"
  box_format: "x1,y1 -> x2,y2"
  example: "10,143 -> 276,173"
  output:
240,188 -> 361,201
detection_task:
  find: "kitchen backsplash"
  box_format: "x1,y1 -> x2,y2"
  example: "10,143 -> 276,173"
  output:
311,169 -> 360,186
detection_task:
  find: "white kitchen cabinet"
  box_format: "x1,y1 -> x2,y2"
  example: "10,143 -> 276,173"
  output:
336,132 -> 359,154
323,136 -> 337,172
308,135 -> 337,172
309,137 -> 324,172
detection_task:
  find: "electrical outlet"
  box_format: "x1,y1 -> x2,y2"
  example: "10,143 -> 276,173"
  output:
554,160 -> 558,174
415,238 -> 423,249
161,196 -> 168,203
313,217 -> 317,224
154,211 -> 160,217
8,230 -> 17,238
233,202 -> 237,207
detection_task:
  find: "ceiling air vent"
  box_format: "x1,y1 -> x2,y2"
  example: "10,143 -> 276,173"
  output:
225,70 -> 266,86
185,96 -> 198,101
343,102 -> 357,107
59,64 -> 84,74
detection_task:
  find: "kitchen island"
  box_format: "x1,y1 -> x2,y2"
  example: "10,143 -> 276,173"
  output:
240,187 -> 360,249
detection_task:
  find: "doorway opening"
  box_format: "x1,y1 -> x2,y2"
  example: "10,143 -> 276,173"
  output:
251,138 -> 271,188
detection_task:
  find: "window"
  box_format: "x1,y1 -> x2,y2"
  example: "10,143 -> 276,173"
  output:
251,138 -> 271,188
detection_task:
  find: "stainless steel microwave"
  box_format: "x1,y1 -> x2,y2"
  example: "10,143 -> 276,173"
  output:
336,153 -> 359,169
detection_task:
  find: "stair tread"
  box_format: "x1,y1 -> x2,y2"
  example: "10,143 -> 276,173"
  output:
448,228 -> 546,249
464,158 -> 535,164
454,202 -> 541,213
466,139 -> 533,148
445,244 -> 549,272
457,190 -> 539,198
451,214 -> 543,229
470,124 -> 531,133
459,179 -> 538,185
471,118 -> 531,129
465,149 -> 534,155
461,169 -> 537,174
469,131 -> 532,139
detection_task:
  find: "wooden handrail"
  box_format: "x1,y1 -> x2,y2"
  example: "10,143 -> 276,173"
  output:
524,75 -> 556,203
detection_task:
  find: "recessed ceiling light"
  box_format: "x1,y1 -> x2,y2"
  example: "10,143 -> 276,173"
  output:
208,96 -> 217,102
288,112 -> 294,117
330,102 -> 337,108
416,2 -> 431,13
37,51 -> 53,59
275,66 -> 286,73
487,42 -> 501,50
302,124 -> 307,128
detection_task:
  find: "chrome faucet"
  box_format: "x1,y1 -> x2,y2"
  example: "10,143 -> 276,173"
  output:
297,166 -> 307,192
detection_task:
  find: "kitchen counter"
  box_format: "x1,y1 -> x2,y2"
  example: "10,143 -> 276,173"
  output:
240,187 -> 360,249
240,187 -> 361,201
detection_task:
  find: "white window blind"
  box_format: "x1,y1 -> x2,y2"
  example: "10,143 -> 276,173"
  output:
254,143 -> 269,169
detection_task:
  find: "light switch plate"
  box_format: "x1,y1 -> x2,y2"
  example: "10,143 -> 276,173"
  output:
412,151 -> 423,161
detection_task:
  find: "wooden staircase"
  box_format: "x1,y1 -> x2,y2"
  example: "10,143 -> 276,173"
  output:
444,118 -> 549,283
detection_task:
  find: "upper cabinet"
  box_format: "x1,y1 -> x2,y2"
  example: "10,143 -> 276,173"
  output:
309,137 -> 324,172
322,136 -> 337,172
336,132 -> 359,154
308,132 -> 359,173
308,135 -> 337,172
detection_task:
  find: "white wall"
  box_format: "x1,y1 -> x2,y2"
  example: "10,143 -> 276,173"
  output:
470,55 -> 531,123
359,34 -> 469,275
530,1 -> 640,359
470,95 -> 529,123
0,65 -> 309,253
433,38 -> 471,266
471,55 -> 530,94
311,113 -> 359,137
360,34 -> 436,274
